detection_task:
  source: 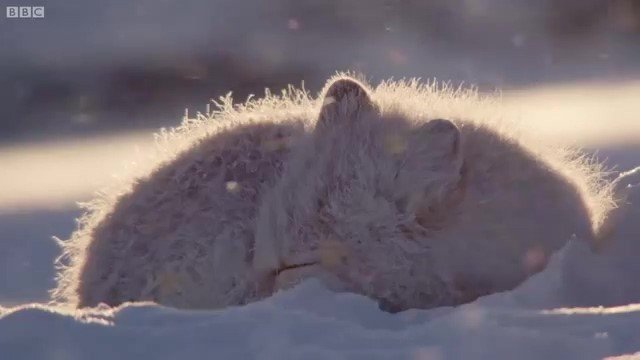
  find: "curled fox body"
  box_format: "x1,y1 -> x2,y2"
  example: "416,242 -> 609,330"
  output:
53,75 -> 634,312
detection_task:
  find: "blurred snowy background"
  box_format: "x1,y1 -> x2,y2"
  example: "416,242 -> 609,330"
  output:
2,0 -> 639,141
0,1 -> 640,358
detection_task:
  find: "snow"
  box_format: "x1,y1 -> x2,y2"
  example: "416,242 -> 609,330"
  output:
2,237 -> 640,359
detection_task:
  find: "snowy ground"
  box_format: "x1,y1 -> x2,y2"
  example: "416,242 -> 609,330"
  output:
0,81 -> 639,359
1,245 -> 640,360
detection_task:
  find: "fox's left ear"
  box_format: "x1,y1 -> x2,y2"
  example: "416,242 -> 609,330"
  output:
415,118 -> 463,167
318,77 -> 376,127
394,118 -> 465,215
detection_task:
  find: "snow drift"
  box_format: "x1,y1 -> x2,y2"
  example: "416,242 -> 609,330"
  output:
2,242 -> 640,360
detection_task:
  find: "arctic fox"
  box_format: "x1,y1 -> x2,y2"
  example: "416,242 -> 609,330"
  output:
52,75 -> 634,312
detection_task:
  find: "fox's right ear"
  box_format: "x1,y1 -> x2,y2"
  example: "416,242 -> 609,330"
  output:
318,77 -> 376,127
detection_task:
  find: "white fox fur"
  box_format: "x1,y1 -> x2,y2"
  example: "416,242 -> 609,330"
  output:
52,74 -> 626,312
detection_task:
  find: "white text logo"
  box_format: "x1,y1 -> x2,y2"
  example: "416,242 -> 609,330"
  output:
6,6 -> 45,18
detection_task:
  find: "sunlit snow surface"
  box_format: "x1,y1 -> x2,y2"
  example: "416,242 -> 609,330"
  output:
1,245 -> 640,360
0,81 -> 639,359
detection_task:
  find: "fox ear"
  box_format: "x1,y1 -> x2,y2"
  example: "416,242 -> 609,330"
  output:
394,118 -> 464,214
416,118 -> 462,165
318,78 -> 375,127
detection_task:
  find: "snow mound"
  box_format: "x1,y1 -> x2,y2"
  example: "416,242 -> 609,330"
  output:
2,246 -> 640,360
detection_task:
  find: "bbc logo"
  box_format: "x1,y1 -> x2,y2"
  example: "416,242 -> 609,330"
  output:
6,6 -> 45,18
